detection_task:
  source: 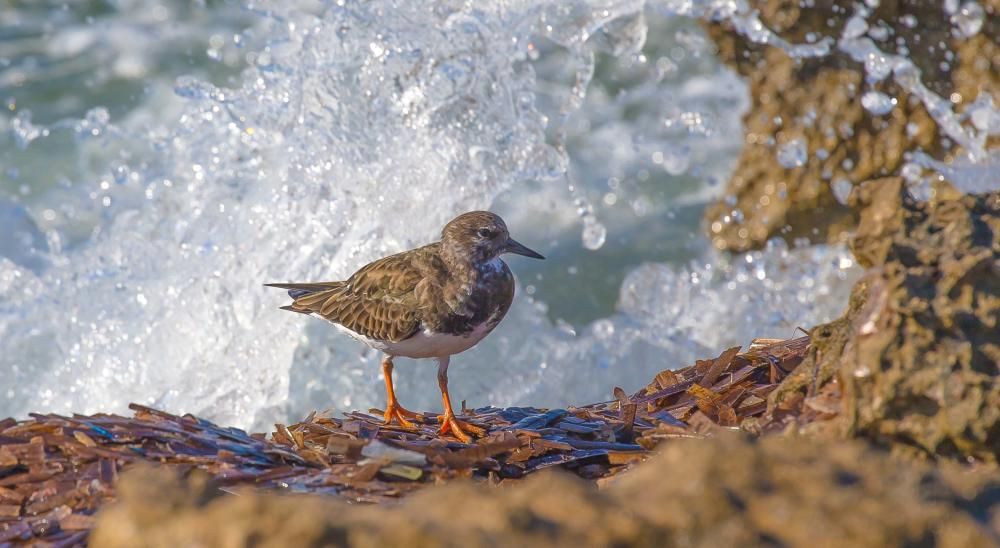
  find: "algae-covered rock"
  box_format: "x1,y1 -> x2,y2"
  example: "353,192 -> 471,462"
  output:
91,434 -> 1000,548
701,0 -> 998,251
771,179 -> 1000,462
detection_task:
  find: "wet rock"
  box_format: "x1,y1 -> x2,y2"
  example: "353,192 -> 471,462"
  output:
701,0 -> 997,251
91,434 -> 1000,547
953,1 -> 1000,152
770,178 -> 1000,462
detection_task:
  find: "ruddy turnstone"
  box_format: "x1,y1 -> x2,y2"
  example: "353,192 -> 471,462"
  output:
266,211 -> 544,442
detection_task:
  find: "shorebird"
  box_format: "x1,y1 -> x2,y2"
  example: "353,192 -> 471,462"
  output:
266,211 -> 544,443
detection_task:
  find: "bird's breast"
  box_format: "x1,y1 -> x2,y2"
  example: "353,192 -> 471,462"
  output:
379,321 -> 496,359
433,264 -> 514,335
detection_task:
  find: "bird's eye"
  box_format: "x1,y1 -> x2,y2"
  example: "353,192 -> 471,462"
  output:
477,228 -> 493,238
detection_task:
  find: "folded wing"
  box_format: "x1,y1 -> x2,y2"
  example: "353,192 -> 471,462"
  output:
265,249 -> 432,343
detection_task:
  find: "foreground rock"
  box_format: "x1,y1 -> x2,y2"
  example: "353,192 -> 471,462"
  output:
90,434 -> 1000,548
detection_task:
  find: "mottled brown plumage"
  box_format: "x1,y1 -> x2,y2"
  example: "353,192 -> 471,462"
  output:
268,212 -> 532,342
265,211 -> 544,443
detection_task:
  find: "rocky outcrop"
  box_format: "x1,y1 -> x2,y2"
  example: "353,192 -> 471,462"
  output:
769,179 -> 1000,462
953,0 -> 1000,155
702,0 -> 997,251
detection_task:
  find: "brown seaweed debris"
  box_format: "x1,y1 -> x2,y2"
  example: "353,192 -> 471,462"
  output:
0,337 -> 807,545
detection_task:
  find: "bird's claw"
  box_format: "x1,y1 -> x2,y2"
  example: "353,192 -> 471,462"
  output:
393,405 -> 422,419
383,404 -> 420,429
436,413 -> 485,443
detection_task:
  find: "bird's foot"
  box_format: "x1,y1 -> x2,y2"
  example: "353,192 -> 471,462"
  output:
383,403 -> 420,429
393,404 -> 423,419
436,413 -> 485,443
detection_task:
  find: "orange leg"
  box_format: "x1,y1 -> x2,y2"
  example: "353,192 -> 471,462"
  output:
381,356 -> 420,429
435,356 -> 484,443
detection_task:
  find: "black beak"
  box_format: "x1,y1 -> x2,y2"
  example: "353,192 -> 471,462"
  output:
504,237 -> 545,259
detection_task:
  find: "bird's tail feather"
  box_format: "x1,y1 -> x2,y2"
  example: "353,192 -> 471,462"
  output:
265,281 -> 348,315
264,281 -> 345,300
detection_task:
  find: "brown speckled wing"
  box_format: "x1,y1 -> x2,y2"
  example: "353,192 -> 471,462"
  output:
287,246 -> 438,343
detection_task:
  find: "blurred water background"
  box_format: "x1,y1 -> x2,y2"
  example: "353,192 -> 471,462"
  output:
0,0 -> 867,430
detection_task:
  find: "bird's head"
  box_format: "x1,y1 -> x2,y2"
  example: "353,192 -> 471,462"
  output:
441,211 -> 544,266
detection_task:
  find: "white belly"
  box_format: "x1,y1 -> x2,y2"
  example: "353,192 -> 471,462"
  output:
324,317 -> 495,359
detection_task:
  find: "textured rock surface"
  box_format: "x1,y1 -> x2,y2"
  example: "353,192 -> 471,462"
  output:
953,0 -> 999,154
90,434 -> 1000,548
702,0 -> 997,251
770,179 -> 1000,462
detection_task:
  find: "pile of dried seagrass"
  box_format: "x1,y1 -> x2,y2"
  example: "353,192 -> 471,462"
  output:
0,336 -> 809,545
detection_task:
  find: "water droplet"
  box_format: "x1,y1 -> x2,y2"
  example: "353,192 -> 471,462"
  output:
861,90 -> 896,115
10,111 -> 42,149
581,215 -> 606,250
659,145 -> 690,175
901,163 -> 923,183
776,139 -> 807,168
952,1 -> 984,37
968,95 -> 1000,132
843,15 -> 868,40
906,177 -> 933,201
863,52 -> 893,82
592,319 -> 615,339
830,179 -> 853,205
